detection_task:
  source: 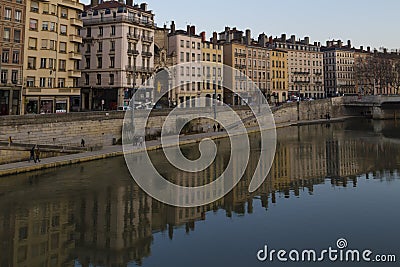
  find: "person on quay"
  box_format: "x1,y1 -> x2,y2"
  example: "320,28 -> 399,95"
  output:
29,146 -> 35,162
34,145 -> 41,163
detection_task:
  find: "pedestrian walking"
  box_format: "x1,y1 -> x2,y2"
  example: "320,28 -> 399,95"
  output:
217,123 -> 221,132
34,146 -> 41,163
8,136 -> 12,146
213,124 -> 216,132
29,146 -> 35,162
139,136 -> 144,147
81,138 -> 85,147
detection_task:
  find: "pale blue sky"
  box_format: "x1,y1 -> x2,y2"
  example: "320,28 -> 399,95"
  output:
82,0 -> 400,50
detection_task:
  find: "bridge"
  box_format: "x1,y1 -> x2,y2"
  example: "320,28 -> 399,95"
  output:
343,95 -> 400,119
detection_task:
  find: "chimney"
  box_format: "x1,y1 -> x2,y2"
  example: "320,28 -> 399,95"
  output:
246,29 -> 251,45
269,36 -> 273,44
140,3 -> 147,11
304,37 -> 310,45
212,32 -> 217,45
200,31 -> 206,42
190,25 -> 196,36
338,40 -> 342,47
291,35 -> 295,44
170,21 -> 175,34
126,0 -> 133,6
360,46 -> 363,51
367,46 -> 371,52
384,48 -> 387,54
347,40 -> 351,48
90,0 -> 99,6
187,25 -> 191,35
281,34 -> 286,42
318,42 -> 321,47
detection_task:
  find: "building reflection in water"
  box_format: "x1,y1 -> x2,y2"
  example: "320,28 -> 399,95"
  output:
1,120 -> 400,267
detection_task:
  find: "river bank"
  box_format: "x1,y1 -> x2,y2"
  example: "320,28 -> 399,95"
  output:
0,116 -> 353,177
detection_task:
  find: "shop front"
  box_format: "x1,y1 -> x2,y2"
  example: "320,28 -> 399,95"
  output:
0,88 -> 21,115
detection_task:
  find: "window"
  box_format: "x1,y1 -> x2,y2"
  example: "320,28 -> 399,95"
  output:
40,58 -> 46,68
110,56 -> 115,68
11,70 -> 18,84
48,78 -> 53,87
180,52 -> 184,62
42,21 -> 49,31
58,59 -> 66,71
12,51 -> 19,64
60,7 -> 68,18
28,57 -> 36,69
99,26 -> 103,36
3,28 -> 11,41
110,40 -> 115,51
85,57 -> 90,69
30,1 -> 39,12
109,74 -> 114,85
97,56 -> 102,68
14,29 -> 21,43
26,77 -> 35,87
1,70 -> 7,83
59,42 -> 66,53
49,40 -> 55,50
41,39 -> 48,49
60,25 -> 67,35
96,74 -> 101,85
1,49 -> 9,63
111,25 -> 115,36
28,38 -> 37,49
5,8 -> 12,21
98,41 -> 102,52
29,19 -> 38,30
85,74 -> 89,85
40,77 -> 46,87
58,78 -> 65,87
50,22 -> 56,32
86,27 -> 91,37
48,59 -> 54,69
180,40 -> 184,47
43,3 -> 49,13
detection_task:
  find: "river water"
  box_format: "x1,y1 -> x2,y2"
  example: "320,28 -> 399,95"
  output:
0,119 -> 399,267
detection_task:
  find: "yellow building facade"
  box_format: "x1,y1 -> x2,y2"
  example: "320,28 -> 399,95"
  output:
270,49 -> 288,103
23,0 -> 83,114
201,39 -> 223,105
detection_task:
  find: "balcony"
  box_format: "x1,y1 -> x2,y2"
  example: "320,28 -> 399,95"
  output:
234,64 -> 246,69
293,71 -> 310,75
71,18 -> 83,27
141,51 -> 153,57
234,52 -> 247,58
69,34 -> 82,43
69,51 -> 81,60
235,76 -> 247,81
60,0 -> 84,10
127,33 -> 140,40
141,35 -> 153,43
136,66 -> 154,73
126,65 -> 136,72
294,80 -> 310,84
127,49 -> 139,56
82,16 -> 155,28
68,69 -> 81,78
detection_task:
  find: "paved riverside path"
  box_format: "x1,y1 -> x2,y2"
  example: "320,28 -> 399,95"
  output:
0,116 -> 352,177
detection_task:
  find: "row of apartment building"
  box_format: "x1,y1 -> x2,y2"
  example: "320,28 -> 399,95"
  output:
1,0 -> 400,115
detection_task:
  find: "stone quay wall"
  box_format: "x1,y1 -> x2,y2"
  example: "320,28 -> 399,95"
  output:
0,98 -> 349,147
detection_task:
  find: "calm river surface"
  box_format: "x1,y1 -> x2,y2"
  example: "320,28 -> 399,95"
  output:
1,119 -> 400,267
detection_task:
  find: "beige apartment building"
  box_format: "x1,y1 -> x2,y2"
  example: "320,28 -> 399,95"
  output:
23,0 -> 83,114
80,0 -> 155,111
322,40 -> 355,96
219,27 -> 271,105
168,23 -> 203,108
0,0 -> 25,115
272,34 -> 324,100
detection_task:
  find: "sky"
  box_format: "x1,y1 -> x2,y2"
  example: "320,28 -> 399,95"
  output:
82,0 -> 400,50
